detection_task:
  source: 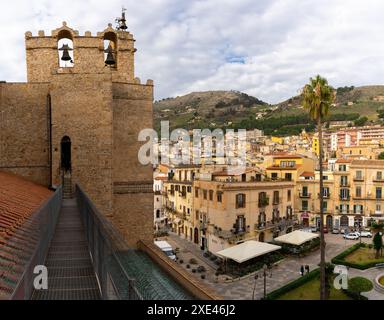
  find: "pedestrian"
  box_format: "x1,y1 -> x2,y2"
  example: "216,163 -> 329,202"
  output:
300,265 -> 304,276
305,265 -> 310,274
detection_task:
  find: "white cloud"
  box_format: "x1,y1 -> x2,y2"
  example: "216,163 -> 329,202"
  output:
1,0 -> 384,103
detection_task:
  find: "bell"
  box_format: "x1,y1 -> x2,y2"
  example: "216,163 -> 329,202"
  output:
104,45 -> 116,66
59,44 -> 73,62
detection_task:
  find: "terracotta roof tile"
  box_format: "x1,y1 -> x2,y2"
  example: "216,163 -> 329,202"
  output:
0,171 -> 52,298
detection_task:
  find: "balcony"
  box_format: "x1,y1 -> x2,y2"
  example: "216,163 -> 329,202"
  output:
353,176 -> 364,182
339,195 -> 351,201
339,183 -> 350,188
338,210 -> 350,214
255,218 -> 295,231
373,177 -> 384,183
258,197 -> 270,208
299,192 -> 311,198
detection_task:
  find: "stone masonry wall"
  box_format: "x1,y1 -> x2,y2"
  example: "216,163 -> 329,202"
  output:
0,82 -> 50,186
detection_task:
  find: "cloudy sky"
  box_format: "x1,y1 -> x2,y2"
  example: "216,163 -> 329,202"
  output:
1,0 -> 384,103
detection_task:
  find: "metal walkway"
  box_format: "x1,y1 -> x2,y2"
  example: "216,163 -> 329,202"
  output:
32,198 -> 101,300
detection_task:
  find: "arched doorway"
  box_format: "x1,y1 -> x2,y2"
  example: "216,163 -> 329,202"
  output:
259,232 -> 265,242
340,215 -> 349,227
61,136 -> 71,173
190,228 -> 193,242
326,215 -> 333,229
194,228 -> 199,244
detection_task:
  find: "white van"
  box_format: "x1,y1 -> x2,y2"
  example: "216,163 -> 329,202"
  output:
154,240 -> 177,261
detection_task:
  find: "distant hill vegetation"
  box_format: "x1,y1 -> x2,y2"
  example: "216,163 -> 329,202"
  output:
154,86 -> 384,136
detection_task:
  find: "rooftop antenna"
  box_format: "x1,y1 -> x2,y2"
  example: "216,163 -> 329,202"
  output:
116,7 -> 128,31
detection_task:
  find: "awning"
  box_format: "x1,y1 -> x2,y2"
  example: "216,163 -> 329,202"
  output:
216,241 -> 281,263
274,230 -> 319,246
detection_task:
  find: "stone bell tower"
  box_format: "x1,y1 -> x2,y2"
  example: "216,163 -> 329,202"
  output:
20,20 -> 154,247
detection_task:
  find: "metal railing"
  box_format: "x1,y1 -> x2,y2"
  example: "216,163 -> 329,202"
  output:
75,185 -> 142,300
11,186 -> 62,300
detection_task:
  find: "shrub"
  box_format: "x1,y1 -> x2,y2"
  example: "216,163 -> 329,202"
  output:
348,277 -> 373,296
189,258 -> 198,265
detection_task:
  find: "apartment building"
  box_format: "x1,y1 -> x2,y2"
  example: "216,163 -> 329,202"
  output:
296,159 -> 384,231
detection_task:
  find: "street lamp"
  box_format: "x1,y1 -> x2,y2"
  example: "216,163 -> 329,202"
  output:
252,264 -> 273,300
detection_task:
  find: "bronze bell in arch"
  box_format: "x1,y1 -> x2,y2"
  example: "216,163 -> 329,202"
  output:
104,45 -> 116,66
59,44 -> 73,62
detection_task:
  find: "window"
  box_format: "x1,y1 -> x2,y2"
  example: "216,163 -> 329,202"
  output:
273,191 -> 279,204
376,204 -> 381,213
376,187 -> 382,199
272,208 -> 280,222
377,172 -> 383,180
287,190 -> 291,202
339,165 -> 347,172
340,188 -> 350,200
285,173 -> 292,181
195,210 -> 199,220
255,174 -> 262,181
340,204 -> 349,214
302,186 -> 308,197
236,215 -> 246,233
356,170 -> 362,180
302,200 -> 308,211
195,187 -> 199,198
271,173 -> 278,180
203,190 -> 207,200
156,210 -> 160,219
209,190 -> 213,201
286,206 -> 293,219
217,192 -> 223,203
322,201 -> 328,212
258,212 -> 266,224
187,186 -> 192,193
236,194 -> 246,208
353,205 -> 363,214
355,186 -> 362,198
181,186 -> 186,197
340,176 -> 348,186
187,208 -> 190,214
323,187 -> 330,198
280,161 -> 296,167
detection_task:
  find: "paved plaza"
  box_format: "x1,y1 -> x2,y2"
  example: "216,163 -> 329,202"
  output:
161,233 -> 384,300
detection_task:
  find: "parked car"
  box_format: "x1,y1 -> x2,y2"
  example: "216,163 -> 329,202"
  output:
154,240 -> 177,261
340,228 -> 347,234
332,228 -> 340,234
323,227 -> 329,233
343,232 -> 360,240
360,230 -> 373,238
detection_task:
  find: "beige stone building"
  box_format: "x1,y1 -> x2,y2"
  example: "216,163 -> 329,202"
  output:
0,22 -> 153,247
296,159 -> 384,230
163,164 -> 295,253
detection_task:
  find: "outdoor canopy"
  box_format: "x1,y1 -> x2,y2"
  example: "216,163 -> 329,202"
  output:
216,240 -> 281,263
274,230 -> 319,246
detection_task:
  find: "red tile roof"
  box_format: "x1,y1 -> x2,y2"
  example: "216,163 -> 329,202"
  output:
301,171 -> 315,177
0,171 -> 52,298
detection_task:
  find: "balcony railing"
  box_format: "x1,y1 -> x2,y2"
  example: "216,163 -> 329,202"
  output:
373,177 -> 384,183
299,192 -> 311,198
255,218 -> 295,231
353,176 -> 364,182
339,195 -> 351,201
340,183 -> 350,187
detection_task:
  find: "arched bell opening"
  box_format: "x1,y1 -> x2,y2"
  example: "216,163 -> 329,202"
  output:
58,30 -> 74,68
103,32 -> 117,67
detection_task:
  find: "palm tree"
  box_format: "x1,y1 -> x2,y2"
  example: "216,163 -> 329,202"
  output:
302,75 -> 335,300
